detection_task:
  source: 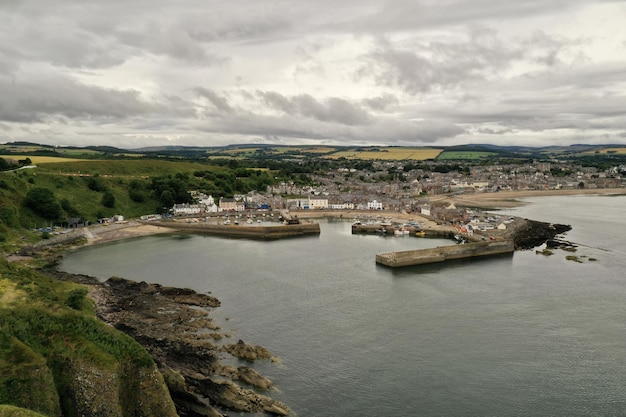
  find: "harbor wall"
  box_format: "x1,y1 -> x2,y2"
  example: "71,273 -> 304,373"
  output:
145,221 -> 320,239
351,223 -> 455,239
376,240 -> 514,267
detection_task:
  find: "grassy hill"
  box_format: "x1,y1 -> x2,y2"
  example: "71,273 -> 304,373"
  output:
0,156 -> 282,253
0,259 -> 176,416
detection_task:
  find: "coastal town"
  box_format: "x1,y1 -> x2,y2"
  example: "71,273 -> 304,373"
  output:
163,158 -> 626,227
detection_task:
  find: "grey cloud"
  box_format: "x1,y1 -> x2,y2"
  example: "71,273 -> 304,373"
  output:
194,103 -> 463,144
357,29 -> 521,94
349,0 -> 612,33
477,127 -> 515,135
194,88 -> 234,114
258,92 -> 372,125
0,76 -> 159,123
362,94 -> 399,111
358,27 -> 590,95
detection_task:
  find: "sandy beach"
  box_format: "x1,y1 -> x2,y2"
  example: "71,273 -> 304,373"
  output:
82,221 -> 177,245
438,187 -> 626,208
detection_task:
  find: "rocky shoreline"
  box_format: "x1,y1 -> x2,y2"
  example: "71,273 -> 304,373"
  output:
43,269 -> 290,417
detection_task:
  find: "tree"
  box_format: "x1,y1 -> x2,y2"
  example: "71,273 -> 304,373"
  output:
0,157 -> 10,171
159,190 -> 175,208
101,191 -> 115,208
23,187 -> 63,220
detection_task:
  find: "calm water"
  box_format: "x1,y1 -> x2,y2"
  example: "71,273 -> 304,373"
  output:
59,195 -> 626,417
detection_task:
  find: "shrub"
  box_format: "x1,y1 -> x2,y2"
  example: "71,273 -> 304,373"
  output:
23,188 -> 62,220
101,192 -> 115,208
65,288 -> 88,310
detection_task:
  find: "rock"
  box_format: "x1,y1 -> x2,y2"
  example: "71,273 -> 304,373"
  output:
222,339 -> 272,361
43,270 -> 289,417
511,219 -> 572,250
237,366 -> 273,390
191,378 -> 290,416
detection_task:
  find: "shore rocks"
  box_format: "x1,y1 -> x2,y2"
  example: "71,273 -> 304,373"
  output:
45,269 -> 290,417
510,219 -> 572,250
222,339 -> 272,361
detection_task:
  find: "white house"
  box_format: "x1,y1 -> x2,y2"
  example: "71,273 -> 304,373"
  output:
198,194 -> 215,206
368,200 -> 383,210
308,196 -> 329,209
173,203 -> 203,216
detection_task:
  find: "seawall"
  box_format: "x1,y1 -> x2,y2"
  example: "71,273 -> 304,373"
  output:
145,221 -> 321,239
352,223 -> 455,238
376,240 -> 515,267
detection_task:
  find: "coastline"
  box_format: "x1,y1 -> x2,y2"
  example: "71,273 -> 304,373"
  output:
72,188 -> 626,247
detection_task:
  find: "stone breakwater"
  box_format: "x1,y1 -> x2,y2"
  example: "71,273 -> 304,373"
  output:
376,240 -> 515,267
45,270 -> 291,417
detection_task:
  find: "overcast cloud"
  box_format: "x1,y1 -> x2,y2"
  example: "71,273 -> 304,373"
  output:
1,0 -> 625,148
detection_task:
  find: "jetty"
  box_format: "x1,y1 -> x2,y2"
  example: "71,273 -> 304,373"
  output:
351,222 -> 454,239
144,220 -> 320,240
376,240 -> 515,267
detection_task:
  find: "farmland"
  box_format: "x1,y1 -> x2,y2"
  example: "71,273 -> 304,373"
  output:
0,155 -> 89,165
325,147 -> 443,160
436,151 -> 497,160
584,147 -> 626,155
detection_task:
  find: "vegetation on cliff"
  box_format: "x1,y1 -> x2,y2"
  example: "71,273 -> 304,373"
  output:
0,259 -> 177,416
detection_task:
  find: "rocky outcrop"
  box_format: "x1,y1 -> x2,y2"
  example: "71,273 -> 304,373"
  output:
509,219 -> 572,250
222,339 -> 272,361
46,270 -> 291,417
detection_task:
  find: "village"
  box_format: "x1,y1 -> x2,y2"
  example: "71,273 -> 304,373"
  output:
159,158 -> 625,235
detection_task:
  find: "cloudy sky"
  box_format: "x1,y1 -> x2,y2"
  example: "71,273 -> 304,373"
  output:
1,0 -> 625,149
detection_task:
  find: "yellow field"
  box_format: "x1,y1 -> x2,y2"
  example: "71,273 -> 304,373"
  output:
0,155 -> 89,164
592,147 -> 626,155
326,148 -> 443,160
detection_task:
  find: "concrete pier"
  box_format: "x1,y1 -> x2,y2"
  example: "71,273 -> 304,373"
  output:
376,240 -> 515,267
351,223 -> 454,239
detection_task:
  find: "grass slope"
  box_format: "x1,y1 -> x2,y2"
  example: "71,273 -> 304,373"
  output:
0,259 -> 156,415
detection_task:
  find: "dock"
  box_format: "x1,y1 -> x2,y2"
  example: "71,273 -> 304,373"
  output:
351,223 -> 454,239
375,240 -> 515,267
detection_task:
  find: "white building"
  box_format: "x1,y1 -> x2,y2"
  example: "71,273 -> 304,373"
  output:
368,200 -> 383,210
173,204 -> 203,216
308,196 -> 329,209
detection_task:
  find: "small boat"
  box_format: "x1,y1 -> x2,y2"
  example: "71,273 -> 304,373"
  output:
415,231 -> 426,237
223,219 -> 231,225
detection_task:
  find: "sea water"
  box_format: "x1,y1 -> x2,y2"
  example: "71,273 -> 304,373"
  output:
59,195 -> 626,417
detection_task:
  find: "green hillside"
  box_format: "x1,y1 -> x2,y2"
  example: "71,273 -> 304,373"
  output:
0,158 -> 279,253
0,259 -> 175,416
